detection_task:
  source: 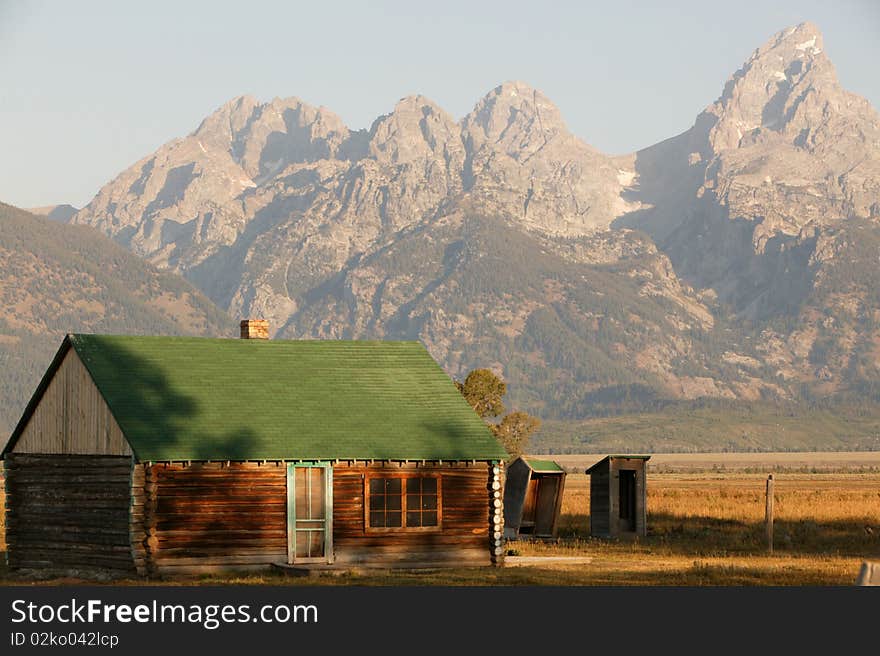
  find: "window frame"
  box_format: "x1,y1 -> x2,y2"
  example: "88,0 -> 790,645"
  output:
363,473 -> 443,533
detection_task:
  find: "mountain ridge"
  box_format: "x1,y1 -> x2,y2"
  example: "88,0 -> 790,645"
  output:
58,22 -> 880,439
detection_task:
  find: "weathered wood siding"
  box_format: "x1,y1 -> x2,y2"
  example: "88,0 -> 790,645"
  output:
504,462 -> 565,538
5,453 -> 136,573
332,462 -> 494,566
146,462 -> 287,574
13,349 -> 131,456
589,464 -> 611,537
589,457 -> 648,538
502,458 -> 531,537
0,460 -> 6,551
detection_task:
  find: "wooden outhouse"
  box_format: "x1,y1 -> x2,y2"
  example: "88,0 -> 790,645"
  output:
502,457 -> 566,539
1,323 -> 508,576
585,455 -> 650,538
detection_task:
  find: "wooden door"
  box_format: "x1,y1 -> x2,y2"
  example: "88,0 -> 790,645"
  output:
287,464 -> 333,564
534,476 -> 560,536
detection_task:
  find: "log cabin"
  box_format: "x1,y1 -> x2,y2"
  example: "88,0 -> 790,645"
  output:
1,321 -> 508,576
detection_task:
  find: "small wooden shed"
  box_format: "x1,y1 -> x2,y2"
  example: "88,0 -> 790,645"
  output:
502,457 -> 566,538
1,324 -> 509,576
585,455 -> 650,538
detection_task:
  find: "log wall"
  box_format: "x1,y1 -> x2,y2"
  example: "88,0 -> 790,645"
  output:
144,462 -> 287,575
131,461 -> 495,573
12,349 -> 131,456
4,453 -> 136,574
7,459 -> 496,576
0,460 -> 6,551
332,462 -> 494,567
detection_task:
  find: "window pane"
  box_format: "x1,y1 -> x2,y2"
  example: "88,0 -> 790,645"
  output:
309,469 -> 325,518
295,531 -> 311,558
295,468 -> 309,519
368,476 -> 440,530
309,530 -> 325,558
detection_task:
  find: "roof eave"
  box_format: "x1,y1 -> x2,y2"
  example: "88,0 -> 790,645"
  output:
585,454 -> 652,473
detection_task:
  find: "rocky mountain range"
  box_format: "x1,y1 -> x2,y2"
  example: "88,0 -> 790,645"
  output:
60,22 -> 880,422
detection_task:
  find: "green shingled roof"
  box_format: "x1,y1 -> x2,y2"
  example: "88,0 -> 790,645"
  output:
523,456 -> 565,472
522,457 -> 564,473
13,335 -> 508,462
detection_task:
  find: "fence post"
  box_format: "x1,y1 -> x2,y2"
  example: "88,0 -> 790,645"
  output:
765,474 -> 774,554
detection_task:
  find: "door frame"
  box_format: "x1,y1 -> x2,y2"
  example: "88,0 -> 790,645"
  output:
533,475 -> 560,536
286,462 -> 333,564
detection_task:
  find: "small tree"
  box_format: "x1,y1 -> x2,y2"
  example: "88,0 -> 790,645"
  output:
490,411 -> 541,458
456,369 -> 541,458
455,369 -> 506,419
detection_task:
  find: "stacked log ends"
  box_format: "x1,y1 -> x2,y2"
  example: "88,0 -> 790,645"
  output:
142,464 -> 158,576
491,463 -> 504,566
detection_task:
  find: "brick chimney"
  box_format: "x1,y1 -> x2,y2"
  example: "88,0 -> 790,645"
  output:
240,319 -> 269,340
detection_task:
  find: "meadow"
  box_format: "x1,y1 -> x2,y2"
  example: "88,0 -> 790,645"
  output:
1,453 -> 878,586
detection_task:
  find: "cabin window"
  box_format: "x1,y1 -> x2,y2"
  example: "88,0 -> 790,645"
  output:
365,474 -> 441,532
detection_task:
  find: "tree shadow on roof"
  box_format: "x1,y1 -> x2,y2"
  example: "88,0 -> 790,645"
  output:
80,337 -> 259,461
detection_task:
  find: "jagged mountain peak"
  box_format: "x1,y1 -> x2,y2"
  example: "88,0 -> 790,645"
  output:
192,95 -> 351,165
467,81 -> 564,123
482,80 -> 548,102
390,94 -> 446,112
260,95 -> 349,127
367,94 -> 461,165
753,21 -> 825,60
702,22 -> 847,152
193,95 -> 261,142
462,81 -> 569,151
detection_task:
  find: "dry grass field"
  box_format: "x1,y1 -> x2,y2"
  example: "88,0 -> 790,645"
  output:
294,471 -> 879,585
550,451 -> 880,473
2,454 -> 879,585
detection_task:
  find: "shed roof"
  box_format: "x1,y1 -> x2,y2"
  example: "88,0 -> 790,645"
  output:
521,457 -> 564,473
585,454 -> 652,473
4,334 -> 507,462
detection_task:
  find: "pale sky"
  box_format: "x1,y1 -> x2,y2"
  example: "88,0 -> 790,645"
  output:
1,0 -> 878,209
